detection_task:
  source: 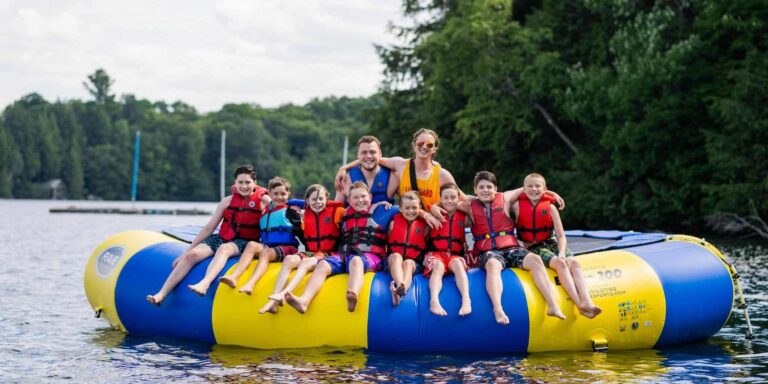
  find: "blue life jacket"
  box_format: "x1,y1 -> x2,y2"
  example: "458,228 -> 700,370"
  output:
348,166 -> 394,205
259,203 -> 299,247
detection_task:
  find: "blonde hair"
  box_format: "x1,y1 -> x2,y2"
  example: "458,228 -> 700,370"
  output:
411,128 -> 440,159
400,190 -> 422,208
349,181 -> 371,195
524,173 -> 546,186
268,176 -> 291,192
304,184 -> 329,200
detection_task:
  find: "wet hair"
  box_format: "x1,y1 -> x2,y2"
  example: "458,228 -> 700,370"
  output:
400,190 -> 422,208
268,176 -> 291,192
233,164 -> 257,181
411,128 -> 440,148
357,135 -> 382,148
304,184 -> 329,200
349,181 -> 371,195
440,182 -> 461,196
473,171 -> 498,187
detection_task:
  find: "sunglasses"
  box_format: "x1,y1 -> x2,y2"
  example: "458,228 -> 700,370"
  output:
416,140 -> 436,149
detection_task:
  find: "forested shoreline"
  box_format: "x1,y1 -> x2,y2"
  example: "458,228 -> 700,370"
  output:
1,0 -> 765,236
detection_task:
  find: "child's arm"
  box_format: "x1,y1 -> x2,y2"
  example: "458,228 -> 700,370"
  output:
334,172 -> 352,202
503,188 -> 565,210
184,197 -> 230,254
437,168 -> 467,201
420,208 -> 442,229
550,208 -> 568,258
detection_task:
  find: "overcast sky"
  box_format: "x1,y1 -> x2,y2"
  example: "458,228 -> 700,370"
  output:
0,0 -> 407,112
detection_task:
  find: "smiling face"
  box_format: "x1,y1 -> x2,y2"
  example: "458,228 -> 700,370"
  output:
234,174 -> 256,197
349,187 -> 371,212
412,132 -> 437,160
440,187 -> 459,214
400,197 -> 421,221
269,185 -> 290,207
474,180 -> 497,204
523,175 -> 547,203
307,189 -> 328,213
357,141 -> 381,171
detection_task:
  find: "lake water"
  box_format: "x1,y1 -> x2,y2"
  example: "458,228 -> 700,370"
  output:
1,199 -> 766,383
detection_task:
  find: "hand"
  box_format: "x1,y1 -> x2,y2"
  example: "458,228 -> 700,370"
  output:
382,201 -> 393,210
552,193 -> 565,210
430,205 -> 447,222
334,167 -> 346,193
424,212 -> 442,229
172,254 -> 183,268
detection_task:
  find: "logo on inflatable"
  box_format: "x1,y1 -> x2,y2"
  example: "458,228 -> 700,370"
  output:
96,246 -> 125,278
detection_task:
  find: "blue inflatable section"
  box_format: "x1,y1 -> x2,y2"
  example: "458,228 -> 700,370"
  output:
629,240 -> 733,347
115,242 -> 238,343
367,269 -> 529,353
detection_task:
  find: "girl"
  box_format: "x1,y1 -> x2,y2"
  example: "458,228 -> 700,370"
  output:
423,183 -> 471,316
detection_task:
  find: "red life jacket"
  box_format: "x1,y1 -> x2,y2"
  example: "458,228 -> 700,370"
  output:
388,213 -> 428,260
428,210 -> 466,255
470,193 -> 520,252
515,194 -> 555,244
219,185 -> 267,241
303,201 -> 343,252
341,206 -> 388,258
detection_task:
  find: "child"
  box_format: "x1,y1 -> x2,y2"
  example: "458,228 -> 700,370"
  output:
217,176 -> 303,295
258,184 -> 344,314
285,181 -> 398,313
457,171 -> 565,325
512,173 -> 602,318
386,190 -> 429,306
147,164 -> 270,304
423,183 -> 471,316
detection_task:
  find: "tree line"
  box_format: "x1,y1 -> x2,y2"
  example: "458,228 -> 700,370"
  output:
1,0 -> 766,236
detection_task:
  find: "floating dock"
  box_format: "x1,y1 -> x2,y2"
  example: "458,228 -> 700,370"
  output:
49,206 -> 211,215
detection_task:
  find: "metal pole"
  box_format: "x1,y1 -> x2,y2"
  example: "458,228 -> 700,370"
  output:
220,130 -> 226,200
131,131 -> 141,202
342,135 -> 349,166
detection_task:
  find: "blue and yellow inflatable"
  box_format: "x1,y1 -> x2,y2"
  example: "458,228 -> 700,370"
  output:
84,228 -> 735,352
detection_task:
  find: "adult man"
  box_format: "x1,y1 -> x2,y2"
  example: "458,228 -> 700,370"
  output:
335,135 -> 398,205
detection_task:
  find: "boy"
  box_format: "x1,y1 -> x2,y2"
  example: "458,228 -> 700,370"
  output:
147,164 -> 270,305
512,173 -> 601,318
216,176 -> 303,295
457,171 -> 565,325
387,191 -> 429,306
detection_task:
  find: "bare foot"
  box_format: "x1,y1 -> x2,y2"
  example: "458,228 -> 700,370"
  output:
430,300 -> 447,316
218,275 -> 237,289
389,281 -> 401,306
459,300 -> 472,316
238,285 -> 254,295
395,282 -> 406,298
547,306 -> 567,320
578,303 -> 602,319
268,293 -> 285,306
284,292 -> 308,314
188,282 -> 209,297
258,299 -> 279,314
346,290 -> 358,312
146,294 -> 163,306
493,306 -> 510,325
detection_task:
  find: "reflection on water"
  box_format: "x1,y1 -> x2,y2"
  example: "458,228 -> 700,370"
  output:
1,200 -> 767,382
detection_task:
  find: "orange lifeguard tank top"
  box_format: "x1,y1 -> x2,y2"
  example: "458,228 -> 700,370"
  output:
398,160 -> 441,210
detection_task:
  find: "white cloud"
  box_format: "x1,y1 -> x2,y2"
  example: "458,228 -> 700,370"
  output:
0,0 -> 406,112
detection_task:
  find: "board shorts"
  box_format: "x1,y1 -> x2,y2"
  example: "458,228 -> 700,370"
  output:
296,250 -> 333,260
203,234 -> 249,254
422,251 -> 468,277
478,247 -> 530,269
267,245 -> 300,262
527,239 -> 573,267
383,253 -> 423,274
323,251 -> 382,276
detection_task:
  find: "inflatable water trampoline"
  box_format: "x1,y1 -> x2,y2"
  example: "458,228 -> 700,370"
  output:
84,227 -> 741,353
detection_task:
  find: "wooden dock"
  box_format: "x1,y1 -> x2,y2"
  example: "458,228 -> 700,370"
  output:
49,206 -> 211,215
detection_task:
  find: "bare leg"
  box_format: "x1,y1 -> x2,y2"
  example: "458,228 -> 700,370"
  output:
428,260 -> 447,316
188,243 -> 240,296
147,245 -> 213,305
569,258 -> 602,318
273,257 -> 318,301
485,258 -> 509,325
449,258 -> 472,316
388,253 -> 404,305
346,256 -> 364,312
259,254 -> 301,314
402,259 -> 417,293
523,253 -> 566,320
239,248 -> 277,295
285,261 -> 332,314
220,242 -> 264,288
549,257 -> 582,314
